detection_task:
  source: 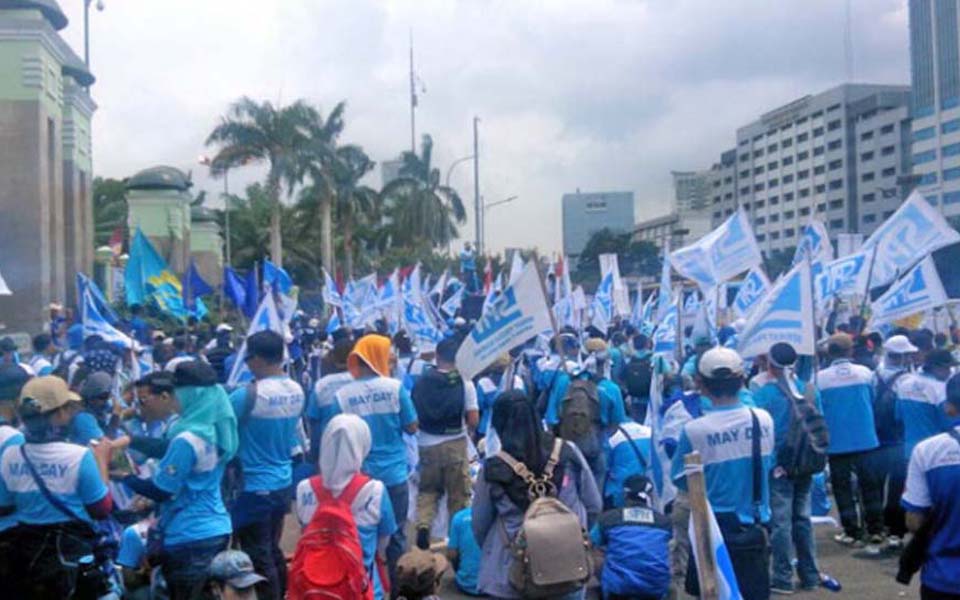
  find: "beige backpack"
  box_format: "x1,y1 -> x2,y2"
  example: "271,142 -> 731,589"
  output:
496,438 -> 594,598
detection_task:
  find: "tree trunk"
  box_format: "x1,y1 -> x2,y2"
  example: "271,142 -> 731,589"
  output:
268,174 -> 283,267
344,218 -> 354,280
320,192 -> 333,274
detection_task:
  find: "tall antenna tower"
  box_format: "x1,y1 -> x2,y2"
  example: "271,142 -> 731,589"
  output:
844,0 -> 855,82
409,30 -> 417,154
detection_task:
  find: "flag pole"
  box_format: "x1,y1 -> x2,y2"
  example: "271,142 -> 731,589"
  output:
674,283 -> 684,364
806,256 -> 820,384
856,245 -> 879,335
685,452 -> 719,600
533,251 -> 570,375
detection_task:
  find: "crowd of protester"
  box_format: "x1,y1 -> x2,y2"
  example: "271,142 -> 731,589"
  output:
0,301 -> 957,600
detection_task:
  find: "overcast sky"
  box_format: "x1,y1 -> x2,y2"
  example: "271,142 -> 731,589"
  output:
57,0 -> 910,255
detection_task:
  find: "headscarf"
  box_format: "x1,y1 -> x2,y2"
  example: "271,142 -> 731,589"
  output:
320,414 -> 372,496
168,383 -> 239,463
348,334 -> 392,378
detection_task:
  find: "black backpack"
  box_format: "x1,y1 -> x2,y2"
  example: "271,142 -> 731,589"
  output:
622,356 -> 653,399
775,376 -> 829,478
874,371 -> 908,445
412,368 -> 466,436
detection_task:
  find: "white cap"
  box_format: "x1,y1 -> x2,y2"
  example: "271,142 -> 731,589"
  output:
308,318 -> 321,328
216,323 -> 234,333
885,334 -> 918,355
697,347 -> 745,379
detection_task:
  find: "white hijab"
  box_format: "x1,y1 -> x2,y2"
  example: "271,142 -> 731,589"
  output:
320,414 -> 372,497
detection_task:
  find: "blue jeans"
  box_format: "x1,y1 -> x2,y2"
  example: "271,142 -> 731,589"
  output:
161,534 -> 229,599
769,474 -> 819,590
386,482 -> 410,592
232,488 -> 292,600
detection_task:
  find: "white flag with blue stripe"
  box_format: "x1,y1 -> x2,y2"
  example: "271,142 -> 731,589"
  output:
793,220 -> 833,266
652,300 -> 678,355
871,256 -> 947,326
814,251 -> 869,307
862,191 -> 960,287
689,498 -> 744,600
737,261 -> 815,358
322,268 -> 342,308
671,209 -> 762,288
228,291 -> 283,388
591,272 -> 615,332
732,267 -> 771,318
657,239 -> 673,320
81,288 -> 132,348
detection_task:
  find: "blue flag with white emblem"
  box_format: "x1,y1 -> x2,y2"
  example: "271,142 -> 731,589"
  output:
591,272 -> 615,333
737,261 -> 814,358
76,273 -> 120,326
871,256 -> 947,326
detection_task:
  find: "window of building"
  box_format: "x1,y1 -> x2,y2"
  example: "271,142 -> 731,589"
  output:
754,183 -> 765,192
880,124 -> 895,135
753,150 -> 764,159
769,195 -> 780,205
881,145 -> 896,156
862,172 -> 875,182
797,150 -> 810,161
743,202 -> 751,210
913,149 -> 937,164
861,130 -> 874,141
813,127 -> 825,138
883,210 -> 895,219
755,217 -> 766,225
740,153 -> 750,162
863,214 -> 877,224
753,134 -> 764,143
756,233 -> 766,242
769,178 -> 779,188
827,139 -> 842,151
784,210 -> 795,219
783,174 -> 794,184
797,132 -> 809,143
768,161 -> 778,170
754,166 -> 765,175
829,199 -> 843,209
740,186 -> 751,195
814,165 -> 826,175
755,200 -> 765,208
914,126 -> 936,141
829,218 -> 844,229
861,151 -> 875,161
768,143 -> 778,153
944,167 -> 960,181
725,192 -> 733,200
815,184 -> 826,194
783,156 -> 794,166
713,211 -> 722,219
811,110 -> 823,119
919,172 -> 938,185
827,103 -> 841,113
782,139 -> 794,148
798,169 -> 810,180
944,191 -> 960,205
770,214 -> 780,222
881,166 -> 896,178
725,208 -> 734,215
944,142 -> 960,157
784,192 -> 794,201
863,192 -> 876,202
943,118 -> 960,135
828,159 -> 843,171
586,200 -> 607,211
827,119 -> 842,131
813,146 -> 825,156
740,170 -> 750,179
770,231 -> 781,240
785,228 -> 796,238
713,196 -> 722,204
796,116 -> 809,125
724,176 -> 733,184
799,188 -> 810,198
800,207 -> 811,216
829,179 -> 844,190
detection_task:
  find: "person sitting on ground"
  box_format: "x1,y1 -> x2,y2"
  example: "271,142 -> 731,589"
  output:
208,549 -> 267,600
591,475 -> 671,600
395,548 -> 449,600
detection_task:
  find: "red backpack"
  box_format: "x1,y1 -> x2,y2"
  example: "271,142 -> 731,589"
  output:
288,474 -> 374,600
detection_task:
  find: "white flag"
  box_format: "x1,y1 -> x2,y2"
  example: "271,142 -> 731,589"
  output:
228,292 -> 283,387
793,220 -> 833,266
862,191 -> 960,287
738,261 -> 815,358
657,239 -> 673,320
871,256 -> 948,326
508,252 -> 524,285
732,267 -> 771,318
600,253 -> 631,317
0,270 -> 11,296
688,498 -> 744,600
814,251 -> 870,306
671,209 -> 762,288
456,261 -> 552,380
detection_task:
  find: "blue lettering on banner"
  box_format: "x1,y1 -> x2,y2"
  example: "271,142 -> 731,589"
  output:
470,287 -> 522,344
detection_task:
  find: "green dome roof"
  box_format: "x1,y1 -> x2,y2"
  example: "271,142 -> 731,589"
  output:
0,0 -> 68,30
126,166 -> 192,192
62,52 -> 94,86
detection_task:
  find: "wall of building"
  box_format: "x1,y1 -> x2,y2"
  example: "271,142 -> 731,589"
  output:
561,190 -> 635,259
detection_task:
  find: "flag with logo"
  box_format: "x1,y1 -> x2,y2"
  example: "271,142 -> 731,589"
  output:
125,228 -> 202,320
76,273 -> 120,325
322,268 -> 342,308
738,261 -> 815,358
80,286 -> 132,349
862,191 -> 960,287
871,256 -> 948,326
441,282 -> 464,317
671,209 -> 762,288
403,265 -> 443,347
652,300 -> 679,355
508,251 -> 524,285
688,498 -> 744,600
657,239 -> 673,319
814,251 -> 870,307
591,272 -> 615,333
600,253 -> 630,317
732,267 -> 771,318
227,291 -> 283,388
793,220 -> 833,266
456,261 -> 553,380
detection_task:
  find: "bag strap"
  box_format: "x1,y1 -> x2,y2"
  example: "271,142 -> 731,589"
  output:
616,425 -> 647,470
310,473 -> 370,507
749,409 -> 762,523
20,445 -> 85,523
494,450 -> 535,486
542,438 -> 564,480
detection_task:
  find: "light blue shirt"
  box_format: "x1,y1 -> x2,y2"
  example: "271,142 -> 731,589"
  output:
894,371 -> 951,459
0,425 -> 25,531
671,404 -> 775,524
449,507 -> 481,594
753,377 -> 823,454
71,411 -> 105,446
545,373 -> 627,427
0,440 -> 108,525
230,375 -> 305,492
306,371 -> 355,438
817,359 -> 879,454
153,432 -> 232,547
117,521 -> 149,568
333,376 -> 418,486
605,421 -> 652,507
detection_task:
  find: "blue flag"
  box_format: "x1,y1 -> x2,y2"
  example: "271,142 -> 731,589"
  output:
228,291 -> 283,387
242,265 -> 259,319
81,287 -> 132,348
76,273 -> 119,325
125,229 -> 203,320
184,260 -> 214,313
223,266 -> 247,313
263,259 -> 293,295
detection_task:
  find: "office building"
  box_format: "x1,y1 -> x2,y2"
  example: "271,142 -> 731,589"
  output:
710,83 -> 911,252
561,190 -> 635,260
0,1 -> 95,333
634,168 -> 718,248
909,0 -> 960,214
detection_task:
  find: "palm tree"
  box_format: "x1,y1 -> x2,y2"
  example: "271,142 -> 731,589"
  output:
205,97 -> 319,267
297,102 -> 347,274
380,134 -> 467,249
331,145 -> 379,278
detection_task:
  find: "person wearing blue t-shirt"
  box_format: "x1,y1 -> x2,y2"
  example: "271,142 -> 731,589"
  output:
228,330 -> 305,600
671,347 -> 774,600
305,338 -> 355,464
448,506 -> 481,595
0,375 -> 114,599
332,334 -> 418,590
895,349 -> 955,461
0,365 -> 30,587
295,414 -> 397,600
122,361 -> 237,600
604,419 -> 651,509
28,333 -> 56,376
459,242 -> 478,293
902,373 -> 960,600
817,333 -> 884,549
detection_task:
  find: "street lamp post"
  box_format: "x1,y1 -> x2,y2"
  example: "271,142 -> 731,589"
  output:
481,195 -> 518,251
445,155 -> 475,188
83,0 -> 105,69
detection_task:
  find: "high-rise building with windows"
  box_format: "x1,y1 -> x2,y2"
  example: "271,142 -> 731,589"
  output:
909,0 -> 960,213
561,190 -> 635,260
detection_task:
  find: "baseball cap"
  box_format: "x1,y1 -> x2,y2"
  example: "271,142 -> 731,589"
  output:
215,323 -> 234,334
885,335 -> 919,355
697,347 -> 745,380
208,550 -> 267,590
19,376 -> 80,415
925,349 -> 959,370
80,372 -> 113,400
769,342 -> 798,368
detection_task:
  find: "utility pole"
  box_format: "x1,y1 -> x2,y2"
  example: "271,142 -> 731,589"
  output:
409,30 -> 417,154
473,116 -> 482,255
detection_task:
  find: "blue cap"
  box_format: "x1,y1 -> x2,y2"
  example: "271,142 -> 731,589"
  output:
209,550 -> 266,589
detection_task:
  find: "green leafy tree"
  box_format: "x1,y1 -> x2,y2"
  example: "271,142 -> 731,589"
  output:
330,145 -> 379,279
380,134 -> 467,249
763,247 -> 796,280
574,228 -> 661,288
92,177 -> 128,248
205,97 -> 320,268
